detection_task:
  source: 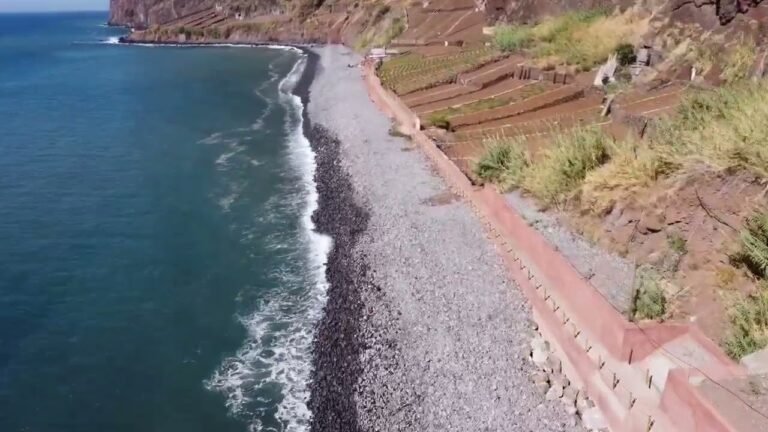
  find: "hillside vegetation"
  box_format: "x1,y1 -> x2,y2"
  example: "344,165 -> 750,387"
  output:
494,9 -> 648,70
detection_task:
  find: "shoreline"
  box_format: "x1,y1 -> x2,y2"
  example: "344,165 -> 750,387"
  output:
117,36 -> 322,49
305,45 -> 582,432
292,45 -> 370,431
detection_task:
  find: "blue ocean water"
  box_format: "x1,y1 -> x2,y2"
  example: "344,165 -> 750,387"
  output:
0,12 -> 329,432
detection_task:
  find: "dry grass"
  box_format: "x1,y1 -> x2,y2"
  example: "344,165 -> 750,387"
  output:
492,9 -> 648,70
721,37 -> 758,83
724,284 -> 768,359
522,126 -> 610,206
716,266 -> 738,289
581,80 -> 768,214
580,139 -> 678,213
476,126 -> 610,205
653,81 -> 768,177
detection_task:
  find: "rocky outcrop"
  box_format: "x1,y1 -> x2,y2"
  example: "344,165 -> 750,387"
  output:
671,0 -> 766,24
108,0 -> 286,28
108,0 -> 214,28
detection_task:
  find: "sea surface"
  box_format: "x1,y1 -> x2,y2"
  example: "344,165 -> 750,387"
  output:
0,12 -> 330,432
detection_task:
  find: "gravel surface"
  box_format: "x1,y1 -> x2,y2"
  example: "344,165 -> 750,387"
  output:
505,190 -> 635,315
307,45 -> 582,432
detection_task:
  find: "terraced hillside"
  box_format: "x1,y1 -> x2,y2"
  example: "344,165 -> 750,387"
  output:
391,0 -> 486,49
373,0 -> 768,360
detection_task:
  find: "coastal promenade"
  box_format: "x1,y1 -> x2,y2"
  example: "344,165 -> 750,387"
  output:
361,56 -> 766,432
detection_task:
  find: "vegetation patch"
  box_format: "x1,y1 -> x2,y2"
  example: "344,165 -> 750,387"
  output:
580,139 -> 677,213
355,14 -> 405,51
724,284 -> 768,359
493,10 -> 646,70
427,84 -> 549,125
475,126 -> 609,206
378,48 -> 499,94
732,210 -> 768,278
494,25 -> 533,52
473,138 -> 530,190
653,80 -> 768,177
667,231 -> 688,255
426,98 -> 509,125
721,37 -> 758,83
631,266 -> 667,321
427,113 -> 451,130
521,127 -> 610,206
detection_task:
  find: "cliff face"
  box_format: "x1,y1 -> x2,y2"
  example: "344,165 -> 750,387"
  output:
109,0 -> 216,28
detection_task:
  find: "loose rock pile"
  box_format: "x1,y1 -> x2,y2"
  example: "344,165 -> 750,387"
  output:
526,320 -> 608,431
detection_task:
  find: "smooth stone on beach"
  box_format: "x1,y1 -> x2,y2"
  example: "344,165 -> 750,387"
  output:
546,384 -> 564,401
532,348 -> 548,365
582,407 -> 608,430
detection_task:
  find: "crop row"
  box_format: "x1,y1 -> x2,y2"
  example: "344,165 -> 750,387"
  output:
379,49 -> 500,94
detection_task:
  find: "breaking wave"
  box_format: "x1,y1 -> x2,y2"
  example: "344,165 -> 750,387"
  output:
205,52 -> 332,432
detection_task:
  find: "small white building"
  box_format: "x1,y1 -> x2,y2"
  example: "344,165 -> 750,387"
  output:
368,48 -> 387,60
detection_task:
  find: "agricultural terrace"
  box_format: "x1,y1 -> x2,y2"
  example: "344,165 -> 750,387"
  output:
378,48 -> 502,95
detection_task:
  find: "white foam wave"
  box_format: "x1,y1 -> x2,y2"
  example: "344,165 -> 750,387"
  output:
206,52 -> 333,432
103,40 -> 305,54
199,132 -> 225,145
104,36 -> 121,44
215,144 -> 246,170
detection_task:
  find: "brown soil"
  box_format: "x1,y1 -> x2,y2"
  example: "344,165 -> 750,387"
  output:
457,55 -> 525,87
568,167 -> 767,341
403,84 -> 476,107
450,85 -> 585,129
414,79 -> 545,115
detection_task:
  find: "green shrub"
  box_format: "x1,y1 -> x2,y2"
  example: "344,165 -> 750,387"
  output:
667,231 -> 688,254
522,126 -> 610,206
428,113 -> 451,130
724,284 -> 768,359
721,37 -> 757,83
494,25 -> 533,52
615,42 -> 636,66
474,138 -> 530,189
632,266 -> 667,320
732,211 -> 768,278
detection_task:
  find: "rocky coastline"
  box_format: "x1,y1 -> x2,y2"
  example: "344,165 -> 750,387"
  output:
304,45 -> 583,432
296,53 -> 370,431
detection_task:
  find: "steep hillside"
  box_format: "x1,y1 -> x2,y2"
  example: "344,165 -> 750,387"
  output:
485,0 -> 631,24
109,0 -> 215,28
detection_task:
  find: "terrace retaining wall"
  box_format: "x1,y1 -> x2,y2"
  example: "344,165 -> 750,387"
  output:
361,60 -> 761,432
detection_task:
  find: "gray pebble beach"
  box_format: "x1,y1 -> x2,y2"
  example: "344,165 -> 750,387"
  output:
306,45 -> 582,432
